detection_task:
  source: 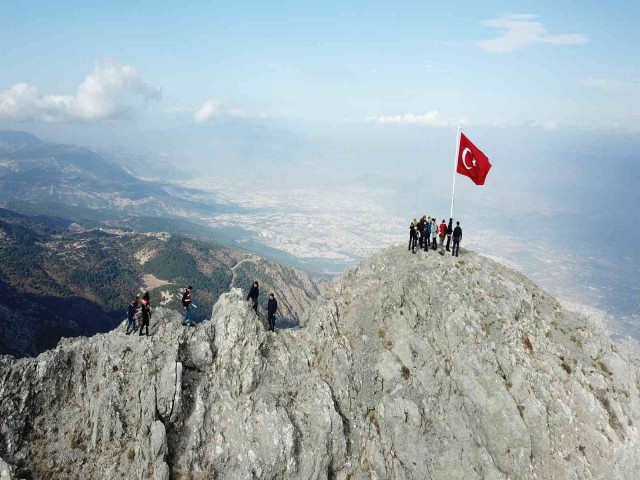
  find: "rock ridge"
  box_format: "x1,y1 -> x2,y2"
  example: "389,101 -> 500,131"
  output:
0,246 -> 639,479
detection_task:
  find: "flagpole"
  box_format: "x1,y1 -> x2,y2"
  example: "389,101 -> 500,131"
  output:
450,125 -> 461,220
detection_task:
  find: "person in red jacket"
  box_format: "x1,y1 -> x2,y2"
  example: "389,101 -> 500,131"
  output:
438,219 -> 447,255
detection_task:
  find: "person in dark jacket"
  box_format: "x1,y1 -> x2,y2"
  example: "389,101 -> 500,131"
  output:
139,291 -> 151,336
424,216 -> 431,251
182,285 -> 193,326
408,220 -> 416,251
445,218 -> 453,252
126,294 -> 140,335
247,281 -> 259,314
417,216 -> 426,249
410,224 -> 419,254
452,221 -> 462,257
267,293 -> 278,332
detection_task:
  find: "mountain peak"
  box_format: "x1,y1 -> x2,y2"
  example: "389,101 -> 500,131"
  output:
0,131 -> 47,152
1,247 -> 639,479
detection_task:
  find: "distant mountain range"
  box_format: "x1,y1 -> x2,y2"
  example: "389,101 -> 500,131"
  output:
0,130 -> 232,219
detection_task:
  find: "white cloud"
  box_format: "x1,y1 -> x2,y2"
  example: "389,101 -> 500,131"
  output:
528,119 -> 560,130
367,110 -> 465,127
194,99 -> 267,123
194,100 -> 224,122
583,77 -> 640,93
0,60 -> 161,122
476,14 -> 588,53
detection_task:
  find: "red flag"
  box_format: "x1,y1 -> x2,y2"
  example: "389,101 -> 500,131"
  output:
456,133 -> 492,185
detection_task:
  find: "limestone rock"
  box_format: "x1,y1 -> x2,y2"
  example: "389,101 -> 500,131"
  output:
0,246 -> 639,479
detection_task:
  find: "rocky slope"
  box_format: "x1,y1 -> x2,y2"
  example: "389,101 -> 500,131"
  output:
1,246 -> 639,479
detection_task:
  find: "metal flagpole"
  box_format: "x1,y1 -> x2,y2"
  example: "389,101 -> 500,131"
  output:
449,126 -> 461,220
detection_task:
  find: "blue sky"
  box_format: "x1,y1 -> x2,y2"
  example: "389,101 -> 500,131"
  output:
1,1 -> 639,130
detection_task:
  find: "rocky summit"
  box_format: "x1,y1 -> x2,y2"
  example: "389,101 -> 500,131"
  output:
1,246 -> 639,479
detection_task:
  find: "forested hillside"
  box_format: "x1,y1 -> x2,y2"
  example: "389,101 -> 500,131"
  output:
0,209 -> 329,357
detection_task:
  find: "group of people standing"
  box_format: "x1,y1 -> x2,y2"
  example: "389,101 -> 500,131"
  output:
125,286 -> 194,336
125,292 -> 153,336
125,282 -> 280,336
409,216 -> 462,257
246,281 -> 279,332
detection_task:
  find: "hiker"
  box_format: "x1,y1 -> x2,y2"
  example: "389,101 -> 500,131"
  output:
452,221 -> 462,257
431,218 -> 438,250
139,292 -> 151,336
182,285 -> 193,326
417,216 -> 426,249
126,294 -> 140,335
267,293 -> 278,332
424,216 -> 432,251
410,224 -> 419,254
407,220 -> 416,251
247,281 -> 259,314
445,219 -> 453,252
439,219 -> 447,254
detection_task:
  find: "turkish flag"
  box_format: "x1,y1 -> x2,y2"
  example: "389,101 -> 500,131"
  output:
457,133 -> 492,185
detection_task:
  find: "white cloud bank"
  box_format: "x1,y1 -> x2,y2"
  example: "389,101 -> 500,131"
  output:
476,14 -> 588,53
583,77 -> 640,94
367,110 -> 465,127
0,60 -> 161,122
194,99 -> 267,123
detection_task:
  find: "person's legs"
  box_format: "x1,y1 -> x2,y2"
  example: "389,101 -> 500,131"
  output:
408,236 -> 412,250
446,234 -> 451,252
183,306 -> 190,325
253,301 -> 258,314
439,237 -> 444,254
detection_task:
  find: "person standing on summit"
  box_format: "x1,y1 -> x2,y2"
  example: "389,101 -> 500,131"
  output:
424,216 -> 432,251
126,294 -> 140,335
431,218 -> 438,250
182,285 -> 193,326
267,293 -> 278,332
139,292 -> 152,336
409,224 -> 419,254
417,216 -> 426,249
438,219 -> 447,255
247,281 -> 260,314
452,221 -> 463,257
408,220 -> 416,251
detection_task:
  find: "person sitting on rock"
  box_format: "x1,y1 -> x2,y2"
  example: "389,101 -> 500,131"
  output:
267,293 -> 278,332
126,294 -> 140,335
139,291 -> 152,336
247,281 -> 259,314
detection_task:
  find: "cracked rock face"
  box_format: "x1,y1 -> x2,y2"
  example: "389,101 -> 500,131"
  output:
1,246 -> 639,479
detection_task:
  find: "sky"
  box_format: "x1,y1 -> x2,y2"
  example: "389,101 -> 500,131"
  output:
1,1 -> 639,132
